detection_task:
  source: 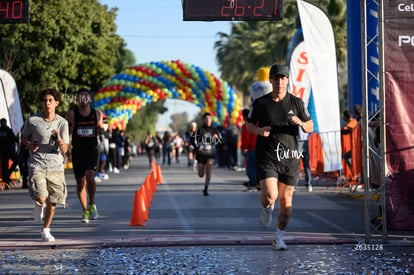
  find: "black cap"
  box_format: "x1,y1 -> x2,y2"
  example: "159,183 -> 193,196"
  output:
269,64 -> 289,78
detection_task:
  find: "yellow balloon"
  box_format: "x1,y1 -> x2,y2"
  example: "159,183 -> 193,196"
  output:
257,67 -> 271,81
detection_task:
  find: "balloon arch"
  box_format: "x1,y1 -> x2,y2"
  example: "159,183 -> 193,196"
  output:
94,60 -> 243,130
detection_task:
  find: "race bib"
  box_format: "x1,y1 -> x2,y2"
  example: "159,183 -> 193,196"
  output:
76,127 -> 94,137
201,144 -> 212,152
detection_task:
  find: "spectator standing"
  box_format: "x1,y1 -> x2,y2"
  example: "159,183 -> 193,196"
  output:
184,122 -> 197,168
96,128 -> 110,181
341,110 -> 359,172
18,128 -> 30,189
107,128 -> 119,174
240,109 -> 257,191
65,88 -> 103,224
0,118 -> 19,185
144,132 -> 157,167
215,126 -> 227,168
123,136 -> 131,169
173,133 -> 184,164
225,122 -> 240,170
116,130 -> 125,170
297,129 -> 312,192
246,64 -> 313,250
154,132 -> 162,163
162,131 -> 172,166
21,88 -> 69,242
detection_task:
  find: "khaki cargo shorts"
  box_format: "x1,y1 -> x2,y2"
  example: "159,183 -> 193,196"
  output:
28,169 -> 67,206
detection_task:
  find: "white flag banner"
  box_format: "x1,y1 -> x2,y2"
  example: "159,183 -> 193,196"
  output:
0,69 -> 24,134
288,40 -> 312,141
297,0 -> 342,172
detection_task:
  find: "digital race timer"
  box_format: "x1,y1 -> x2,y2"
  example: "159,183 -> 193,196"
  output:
0,0 -> 29,23
183,0 -> 283,21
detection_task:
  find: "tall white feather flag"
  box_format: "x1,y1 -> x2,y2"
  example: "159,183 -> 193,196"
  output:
297,0 -> 342,172
0,70 -> 23,135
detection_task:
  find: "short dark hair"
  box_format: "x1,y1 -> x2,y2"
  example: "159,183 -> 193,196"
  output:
76,87 -> 91,96
343,110 -> 352,120
242,108 -> 249,119
202,112 -> 212,118
40,88 -> 61,102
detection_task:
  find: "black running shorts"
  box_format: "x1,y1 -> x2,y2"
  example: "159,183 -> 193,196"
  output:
72,148 -> 99,179
256,161 -> 299,186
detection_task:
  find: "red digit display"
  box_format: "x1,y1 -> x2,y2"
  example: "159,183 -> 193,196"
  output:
0,0 -> 29,23
183,0 -> 283,21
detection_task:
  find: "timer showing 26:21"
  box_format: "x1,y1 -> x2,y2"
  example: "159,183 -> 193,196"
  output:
183,0 -> 283,21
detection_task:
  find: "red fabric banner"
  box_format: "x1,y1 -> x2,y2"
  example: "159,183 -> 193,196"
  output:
383,1 -> 414,230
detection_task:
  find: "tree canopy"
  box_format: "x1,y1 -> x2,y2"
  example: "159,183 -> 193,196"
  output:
0,0 -> 132,116
214,0 -> 347,106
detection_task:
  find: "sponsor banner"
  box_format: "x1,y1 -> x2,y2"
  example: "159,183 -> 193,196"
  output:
347,1 -> 380,117
346,0 -> 363,110
0,69 -> 23,134
297,0 -> 342,171
383,0 -> 414,230
287,35 -> 317,140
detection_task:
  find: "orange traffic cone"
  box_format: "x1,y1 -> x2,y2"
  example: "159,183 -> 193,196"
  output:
150,171 -> 157,192
156,165 -> 163,184
139,188 -> 149,221
144,177 -> 153,205
130,190 -> 145,226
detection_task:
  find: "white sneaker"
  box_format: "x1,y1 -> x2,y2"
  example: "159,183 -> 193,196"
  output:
244,186 -> 258,192
41,228 -> 55,242
306,185 -> 313,192
88,204 -> 99,220
32,203 -> 46,222
272,238 -> 287,250
94,176 -> 102,183
113,167 -> 120,174
97,172 -> 109,180
260,204 -> 274,228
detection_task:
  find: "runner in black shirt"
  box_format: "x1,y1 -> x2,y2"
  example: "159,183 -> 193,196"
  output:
66,88 -> 104,224
193,112 -> 221,196
247,64 -> 313,250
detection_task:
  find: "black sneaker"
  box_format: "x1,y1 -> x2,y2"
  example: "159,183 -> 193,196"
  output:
203,189 -> 209,196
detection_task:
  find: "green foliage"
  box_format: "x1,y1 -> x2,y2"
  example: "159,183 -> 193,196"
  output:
125,101 -> 168,143
0,0 -> 129,117
214,0 -> 347,106
168,112 -> 190,135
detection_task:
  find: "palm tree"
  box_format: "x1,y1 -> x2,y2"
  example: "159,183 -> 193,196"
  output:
214,0 -> 346,106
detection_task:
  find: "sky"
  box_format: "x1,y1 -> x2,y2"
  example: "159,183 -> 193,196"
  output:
98,0 -> 231,129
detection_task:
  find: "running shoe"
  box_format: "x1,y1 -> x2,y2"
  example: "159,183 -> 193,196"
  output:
32,202 -> 46,222
82,210 -> 90,223
272,238 -> 288,250
88,204 -> 99,220
41,228 -> 55,242
260,204 -> 274,228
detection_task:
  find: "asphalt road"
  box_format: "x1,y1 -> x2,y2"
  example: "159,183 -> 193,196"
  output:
0,154 -> 413,274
